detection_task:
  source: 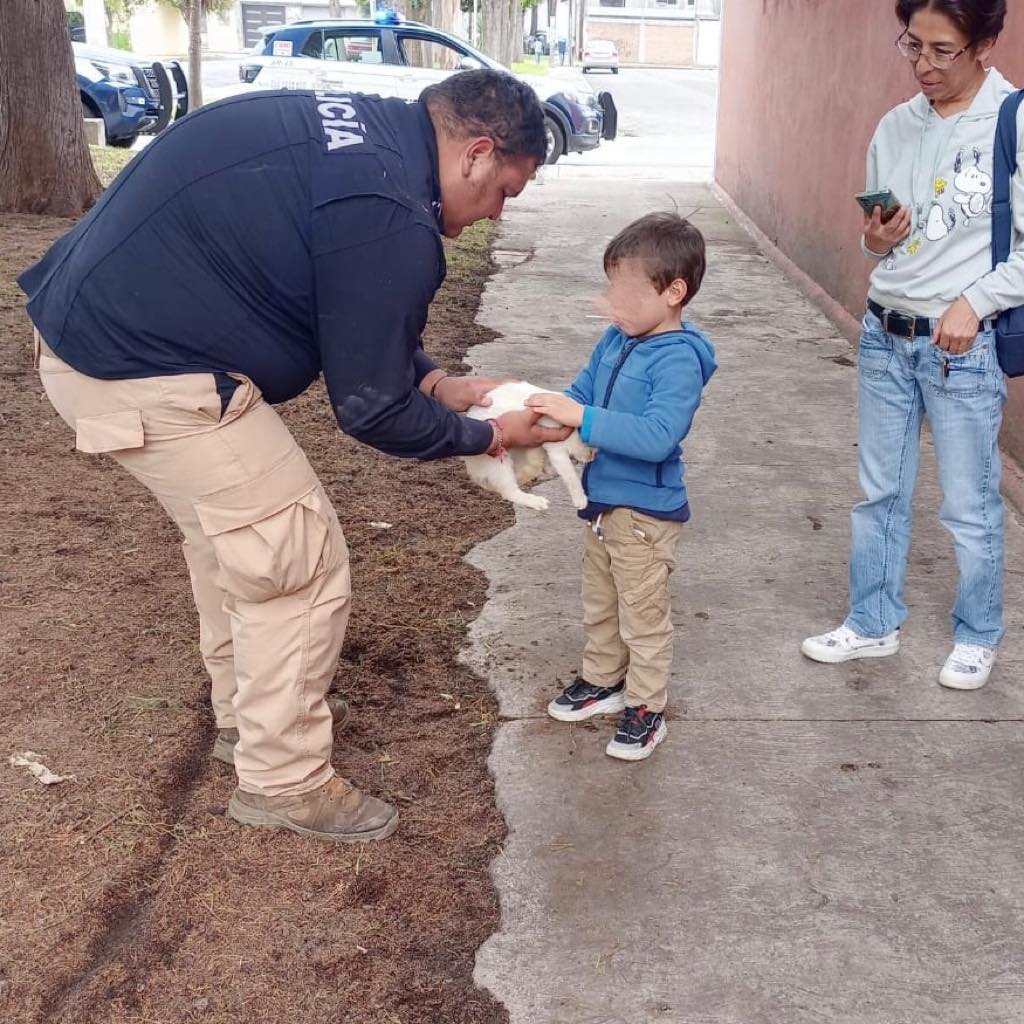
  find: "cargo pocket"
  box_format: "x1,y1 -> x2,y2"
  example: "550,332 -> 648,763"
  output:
75,409 -> 145,454
623,561 -> 670,610
194,450 -> 339,604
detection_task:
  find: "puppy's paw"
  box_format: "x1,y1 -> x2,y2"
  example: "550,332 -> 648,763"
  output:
577,446 -> 597,464
519,494 -> 550,511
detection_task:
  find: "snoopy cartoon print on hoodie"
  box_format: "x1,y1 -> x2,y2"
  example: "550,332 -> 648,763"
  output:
925,200 -> 957,241
952,147 -> 994,221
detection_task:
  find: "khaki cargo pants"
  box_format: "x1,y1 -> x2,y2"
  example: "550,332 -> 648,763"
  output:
36,333 -> 350,797
582,508 -> 684,713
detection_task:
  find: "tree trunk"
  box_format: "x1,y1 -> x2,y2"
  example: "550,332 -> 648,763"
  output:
425,0 -> 459,36
328,0 -> 343,16
0,0 -> 101,215
188,0 -> 204,109
506,0 -> 521,66
480,0 -> 498,64
498,0 -> 511,65
481,0 -> 520,68
529,3 -> 538,37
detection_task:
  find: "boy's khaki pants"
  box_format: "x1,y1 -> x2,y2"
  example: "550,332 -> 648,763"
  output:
581,508 -> 683,713
36,336 -> 350,798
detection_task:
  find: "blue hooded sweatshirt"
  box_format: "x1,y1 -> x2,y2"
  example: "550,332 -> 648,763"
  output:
567,323 -> 717,521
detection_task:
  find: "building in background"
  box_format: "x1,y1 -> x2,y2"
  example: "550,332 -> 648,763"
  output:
570,0 -> 720,68
68,0 -> 362,56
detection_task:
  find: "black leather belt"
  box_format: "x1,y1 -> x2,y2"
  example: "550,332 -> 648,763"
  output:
867,300 -> 932,338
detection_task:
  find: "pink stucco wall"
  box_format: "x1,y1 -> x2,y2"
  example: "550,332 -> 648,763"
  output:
715,0 -> 1024,458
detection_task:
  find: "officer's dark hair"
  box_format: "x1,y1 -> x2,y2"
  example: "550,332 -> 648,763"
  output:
421,70 -> 547,166
895,0 -> 1006,43
603,212 -> 706,306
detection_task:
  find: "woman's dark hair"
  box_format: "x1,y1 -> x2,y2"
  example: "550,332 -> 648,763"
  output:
422,70 -> 547,166
895,0 -> 1006,43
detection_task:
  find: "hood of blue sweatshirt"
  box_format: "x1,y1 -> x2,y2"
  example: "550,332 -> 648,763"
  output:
678,326 -> 717,384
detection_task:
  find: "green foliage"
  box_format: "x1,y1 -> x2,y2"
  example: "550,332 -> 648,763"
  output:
105,0 -> 147,23
155,0 -> 237,18
510,60 -> 548,75
109,29 -> 131,49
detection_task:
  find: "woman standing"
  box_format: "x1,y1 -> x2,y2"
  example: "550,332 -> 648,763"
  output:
803,0 -> 1024,689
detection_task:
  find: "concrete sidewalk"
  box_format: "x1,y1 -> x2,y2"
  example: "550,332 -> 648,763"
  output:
462,180 -> 1024,1024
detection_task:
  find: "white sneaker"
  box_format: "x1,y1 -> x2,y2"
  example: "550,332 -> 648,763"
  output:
939,643 -> 996,690
801,624 -> 900,664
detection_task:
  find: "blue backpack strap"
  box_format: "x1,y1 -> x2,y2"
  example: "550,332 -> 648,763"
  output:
992,90 -> 1024,266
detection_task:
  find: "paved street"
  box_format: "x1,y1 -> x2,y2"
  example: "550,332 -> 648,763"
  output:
198,57 -> 246,92
564,67 -> 718,179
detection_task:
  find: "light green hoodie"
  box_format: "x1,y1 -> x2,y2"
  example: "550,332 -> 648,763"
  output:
865,67 -> 1024,320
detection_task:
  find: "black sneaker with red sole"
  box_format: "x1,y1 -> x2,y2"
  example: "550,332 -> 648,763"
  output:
605,705 -> 666,761
547,678 -> 626,722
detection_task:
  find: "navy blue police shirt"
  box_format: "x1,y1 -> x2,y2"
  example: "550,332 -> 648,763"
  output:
18,89 -> 494,460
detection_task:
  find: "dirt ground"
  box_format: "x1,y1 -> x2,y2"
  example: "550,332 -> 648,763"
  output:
0,206 -> 514,1023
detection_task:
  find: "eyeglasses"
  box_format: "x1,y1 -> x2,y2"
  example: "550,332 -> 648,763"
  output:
895,31 -> 969,69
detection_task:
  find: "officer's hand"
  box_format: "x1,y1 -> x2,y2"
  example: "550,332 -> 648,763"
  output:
435,375 -> 510,412
864,205 -> 911,255
497,409 -> 573,448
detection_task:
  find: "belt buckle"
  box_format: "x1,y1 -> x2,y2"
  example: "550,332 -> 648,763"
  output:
883,309 -> 914,339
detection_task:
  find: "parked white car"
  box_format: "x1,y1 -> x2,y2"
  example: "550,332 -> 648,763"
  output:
582,39 -> 619,74
237,14 -> 617,163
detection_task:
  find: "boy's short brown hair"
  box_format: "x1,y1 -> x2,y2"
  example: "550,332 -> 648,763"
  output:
603,212 -> 706,306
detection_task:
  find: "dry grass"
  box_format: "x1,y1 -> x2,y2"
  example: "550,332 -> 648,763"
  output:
0,209 -> 512,1023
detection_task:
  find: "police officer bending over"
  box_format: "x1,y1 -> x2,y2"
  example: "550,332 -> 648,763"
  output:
19,70 -> 566,844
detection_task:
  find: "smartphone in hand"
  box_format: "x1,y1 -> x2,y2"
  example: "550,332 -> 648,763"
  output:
855,188 -> 903,223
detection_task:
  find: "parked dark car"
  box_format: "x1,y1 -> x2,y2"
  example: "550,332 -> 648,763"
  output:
67,11 -> 86,43
238,15 -> 616,164
74,42 -> 188,147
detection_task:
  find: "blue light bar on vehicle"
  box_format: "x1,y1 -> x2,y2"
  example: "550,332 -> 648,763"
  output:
373,8 -> 402,24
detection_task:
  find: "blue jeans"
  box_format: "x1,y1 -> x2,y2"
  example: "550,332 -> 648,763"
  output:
846,309 -> 1007,648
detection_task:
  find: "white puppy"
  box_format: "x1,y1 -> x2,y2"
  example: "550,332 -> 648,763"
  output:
463,382 -> 595,511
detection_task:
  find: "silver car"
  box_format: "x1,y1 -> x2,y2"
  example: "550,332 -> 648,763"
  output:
582,39 -> 619,74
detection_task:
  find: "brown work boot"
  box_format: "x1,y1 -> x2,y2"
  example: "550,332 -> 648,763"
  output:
212,695 -> 349,766
227,776 -> 398,843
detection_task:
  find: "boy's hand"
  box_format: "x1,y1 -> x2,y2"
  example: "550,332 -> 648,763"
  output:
524,392 -> 584,428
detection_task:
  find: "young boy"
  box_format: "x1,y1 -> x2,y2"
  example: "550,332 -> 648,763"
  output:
525,211 -> 716,761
